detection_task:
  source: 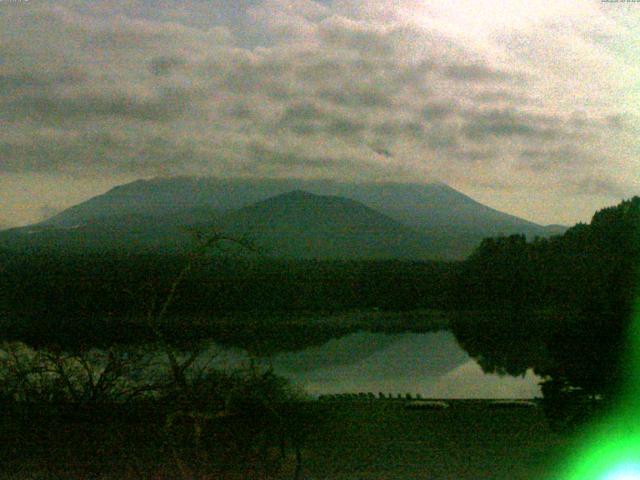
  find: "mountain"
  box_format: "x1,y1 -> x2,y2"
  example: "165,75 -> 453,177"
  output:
2,177 -> 567,259
0,191 -> 443,259
218,190 -> 441,259
0,212 -> 207,253
42,177 -> 558,237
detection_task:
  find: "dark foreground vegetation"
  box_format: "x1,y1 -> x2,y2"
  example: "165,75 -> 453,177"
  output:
0,341 -> 320,480
0,396 -> 572,480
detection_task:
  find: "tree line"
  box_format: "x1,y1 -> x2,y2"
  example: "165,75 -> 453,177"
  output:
0,251 -> 458,349
451,196 -> 640,405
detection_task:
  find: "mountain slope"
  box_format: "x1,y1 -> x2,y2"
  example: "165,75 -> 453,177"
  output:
218,190 -> 441,259
1,191 -> 442,259
5,177 -> 567,259
43,177 -> 558,236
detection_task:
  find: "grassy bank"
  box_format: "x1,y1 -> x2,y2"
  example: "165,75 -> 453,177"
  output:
0,399 -> 577,480
306,400 -> 573,480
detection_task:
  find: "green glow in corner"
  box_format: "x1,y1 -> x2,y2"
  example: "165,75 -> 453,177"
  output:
603,463 -> 640,480
555,302 -> 640,480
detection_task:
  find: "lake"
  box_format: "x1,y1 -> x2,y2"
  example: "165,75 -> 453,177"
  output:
204,331 -> 542,399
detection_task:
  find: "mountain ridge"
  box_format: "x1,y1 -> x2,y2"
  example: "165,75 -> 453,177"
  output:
43,176 -> 560,232
5,177 -> 567,260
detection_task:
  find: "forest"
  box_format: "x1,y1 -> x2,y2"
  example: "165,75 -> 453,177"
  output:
452,196 -> 640,411
0,252 -> 456,349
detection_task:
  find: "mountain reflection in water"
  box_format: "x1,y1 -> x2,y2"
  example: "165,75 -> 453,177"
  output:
206,331 -> 541,399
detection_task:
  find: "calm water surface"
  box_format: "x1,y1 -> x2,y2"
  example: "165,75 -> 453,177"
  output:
208,331 -> 541,399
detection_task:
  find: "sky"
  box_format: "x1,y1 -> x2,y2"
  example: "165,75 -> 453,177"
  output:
0,0 -> 639,228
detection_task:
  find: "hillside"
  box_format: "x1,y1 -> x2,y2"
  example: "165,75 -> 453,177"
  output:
0,208 -> 221,254
219,190 -> 441,259
2,177 -> 566,259
43,177 -> 559,234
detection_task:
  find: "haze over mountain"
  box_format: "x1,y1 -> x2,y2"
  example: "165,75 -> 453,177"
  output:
0,177 -> 566,260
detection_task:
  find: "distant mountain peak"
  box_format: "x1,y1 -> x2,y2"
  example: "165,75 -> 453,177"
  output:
219,190 -> 433,259
259,189 -> 357,205
7,176 -> 567,260
277,189 -> 319,199
231,189 -> 393,224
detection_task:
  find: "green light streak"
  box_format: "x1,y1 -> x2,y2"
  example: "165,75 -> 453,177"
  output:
555,302 -> 640,479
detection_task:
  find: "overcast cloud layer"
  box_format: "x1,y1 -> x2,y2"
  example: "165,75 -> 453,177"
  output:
0,0 -> 638,227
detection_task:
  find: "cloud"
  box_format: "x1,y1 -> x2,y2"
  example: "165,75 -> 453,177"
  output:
0,129 -> 198,175
444,63 -> 515,82
462,109 -> 560,140
0,0 -> 638,226
249,141 -> 341,169
247,0 -> 330,42
517,146 -> 590,172
572,176 -> 633,198
5,88 -> 194,122
149,55 -> 186,76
